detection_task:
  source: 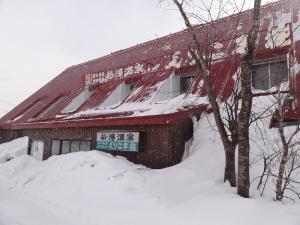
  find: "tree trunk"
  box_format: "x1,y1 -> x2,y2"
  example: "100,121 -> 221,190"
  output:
275,108 -> 289,201
171,0 -> 238,187
224,145 -> 236,187
275,144 -> 288,201
237,131 -> 250,197
237,0 -> 261,198
237,63 -> 252,197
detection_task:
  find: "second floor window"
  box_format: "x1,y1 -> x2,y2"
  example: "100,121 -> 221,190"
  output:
252,59 -> 288,90
180,75 -> 194,94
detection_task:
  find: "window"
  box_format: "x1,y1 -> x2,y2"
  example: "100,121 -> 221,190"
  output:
180,75 -> 194,94
51,140 -> 60,155
51,139 -> 92,155
61,140 -> 71,154
70,141 -> 80,152
252,59 -> 288,90
80,141 -> 91,151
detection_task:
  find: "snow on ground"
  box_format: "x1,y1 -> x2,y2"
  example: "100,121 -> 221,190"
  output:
0,137 -> 28,163
0,96 -> 300,225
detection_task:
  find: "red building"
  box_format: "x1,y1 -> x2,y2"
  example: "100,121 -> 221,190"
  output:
1,0 -> 300,168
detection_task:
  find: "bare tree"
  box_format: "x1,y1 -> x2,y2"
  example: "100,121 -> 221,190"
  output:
275,100 -> 300,200
271,76 -> 300,201
269,21 -> 300,199
251,59 -> 300,201
165,0 -> 262,196
247,7 -> 300,200
253,89 -> 300,201
168,0 -> 244,187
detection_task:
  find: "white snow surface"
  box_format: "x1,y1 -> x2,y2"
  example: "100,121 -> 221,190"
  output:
0,96 -> 300,225
0,137 -> 28,163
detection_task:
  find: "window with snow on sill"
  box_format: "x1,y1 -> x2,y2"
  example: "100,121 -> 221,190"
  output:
152,72 -> 195,103
252,58 -> 288,91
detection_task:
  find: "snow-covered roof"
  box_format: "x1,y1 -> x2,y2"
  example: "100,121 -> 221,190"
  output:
1,0 -> 299,129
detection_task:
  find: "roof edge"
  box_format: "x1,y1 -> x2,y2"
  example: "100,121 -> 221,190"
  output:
4,105 -> 207,130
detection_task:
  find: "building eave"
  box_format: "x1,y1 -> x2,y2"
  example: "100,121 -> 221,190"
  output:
1,105 -> 207,130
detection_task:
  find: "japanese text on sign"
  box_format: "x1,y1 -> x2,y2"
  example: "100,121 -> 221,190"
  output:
96,131 -> 140,152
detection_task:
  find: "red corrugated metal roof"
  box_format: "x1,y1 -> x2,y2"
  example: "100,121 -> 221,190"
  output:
0,0 -> 298,129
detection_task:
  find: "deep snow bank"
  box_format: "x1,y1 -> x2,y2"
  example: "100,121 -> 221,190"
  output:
0,96 -> 299,225
0,136 -> 28,163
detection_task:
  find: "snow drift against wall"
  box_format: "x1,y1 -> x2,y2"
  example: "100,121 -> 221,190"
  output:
0,136 -> 28,163
0,96 -> 299,225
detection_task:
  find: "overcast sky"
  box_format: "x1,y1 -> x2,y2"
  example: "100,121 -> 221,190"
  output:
0,0 -> 184,116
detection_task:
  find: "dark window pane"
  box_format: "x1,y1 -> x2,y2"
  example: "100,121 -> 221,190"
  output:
252,64 -> 270,90
70,141 -> 80,152
51,140 -> 60,155
80,141 -> 91,151
270,61 -> 288,87
61,140 -> 70,154
180,76 -> 194,94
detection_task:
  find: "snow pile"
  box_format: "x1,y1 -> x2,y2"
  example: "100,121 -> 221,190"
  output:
67,93 -> 208,119
0,136 -> 28,163
0,97 -> 300,225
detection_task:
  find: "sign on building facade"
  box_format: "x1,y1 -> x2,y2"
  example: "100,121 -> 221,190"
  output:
96,131 -> 140,152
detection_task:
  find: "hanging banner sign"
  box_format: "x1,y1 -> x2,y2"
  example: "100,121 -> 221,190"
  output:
96,131 -> 140,152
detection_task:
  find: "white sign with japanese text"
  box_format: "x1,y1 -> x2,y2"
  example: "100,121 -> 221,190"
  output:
96,131 -> 140,152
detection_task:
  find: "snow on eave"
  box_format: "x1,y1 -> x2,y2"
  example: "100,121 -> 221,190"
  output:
64,85 -> 208,121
